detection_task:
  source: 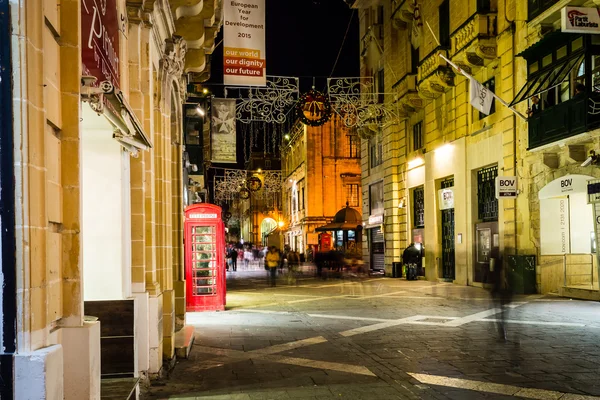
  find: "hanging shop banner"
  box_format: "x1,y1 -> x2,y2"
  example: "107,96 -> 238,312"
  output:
561,7 -> 600,34
81,0 -> 121,87
223,0 -> 266,86
211,98 -> 237,163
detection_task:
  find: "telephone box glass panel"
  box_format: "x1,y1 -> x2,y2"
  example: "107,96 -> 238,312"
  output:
192,225 -> 217,295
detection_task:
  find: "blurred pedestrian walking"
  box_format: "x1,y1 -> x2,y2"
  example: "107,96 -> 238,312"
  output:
491,257 -> 512,341
265,246 -> 280,287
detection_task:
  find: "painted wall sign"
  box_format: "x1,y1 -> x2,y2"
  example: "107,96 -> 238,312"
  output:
81,0 -> 121,87
561,6 -> 600,34
495,176 -> 517,199
189,213 -> 218,219
538,174 -> 594,199
223,0 -> 266,86
438,187 -> 454,210
368,214 -> 383,225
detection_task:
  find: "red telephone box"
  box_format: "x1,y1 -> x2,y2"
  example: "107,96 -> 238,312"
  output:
184,203 -> 226,312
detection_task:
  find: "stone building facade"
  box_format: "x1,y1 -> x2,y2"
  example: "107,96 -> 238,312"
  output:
350,0 -> 600,297
5,0 -> 222,398
349,0 -> 535,286
281,117 -> 362,254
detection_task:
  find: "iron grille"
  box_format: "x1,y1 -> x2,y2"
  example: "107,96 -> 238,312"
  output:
441,177 -> 454,189
441,177 -> 455,280
413,186 -> 425,228
477,165 -> 498,221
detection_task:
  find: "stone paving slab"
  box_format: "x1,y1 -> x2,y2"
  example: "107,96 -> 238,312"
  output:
143,271 -> 600,400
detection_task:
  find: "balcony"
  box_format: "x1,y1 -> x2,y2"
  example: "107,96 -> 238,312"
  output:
392,74 -> 422,117
528,93 -> 600,149
450,13 -> 497,74
417,49 -> 455,99
390,0 -> 416,30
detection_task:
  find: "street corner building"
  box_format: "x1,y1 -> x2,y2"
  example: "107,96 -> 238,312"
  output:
1,0 -> 223,398
347,0 -> 600,298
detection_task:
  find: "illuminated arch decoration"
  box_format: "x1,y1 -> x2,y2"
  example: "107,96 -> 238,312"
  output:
327,77 -> 399,129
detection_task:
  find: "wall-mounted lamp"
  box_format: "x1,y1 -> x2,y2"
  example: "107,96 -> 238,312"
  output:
398,197 -> 406,209
284,134 -> 290,140
582,150 -> 599,167
257,168 -> 262,173
278,220 -> 285,227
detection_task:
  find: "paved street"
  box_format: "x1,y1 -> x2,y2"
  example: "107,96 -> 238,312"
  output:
143,267 -> 600,400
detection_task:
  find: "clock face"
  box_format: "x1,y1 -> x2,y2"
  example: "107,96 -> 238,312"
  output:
298,90 -> 331,127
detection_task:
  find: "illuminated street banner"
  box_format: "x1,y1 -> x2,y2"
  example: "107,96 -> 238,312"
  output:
211,98 -> 237,163
223,0 -> 266,86
81,0 -> 120,87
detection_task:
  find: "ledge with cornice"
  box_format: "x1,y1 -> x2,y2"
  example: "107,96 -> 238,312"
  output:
449,12 -> 497,73
392,73 -> 422,116
417,47 -> 455,99
170,0 -> 223,73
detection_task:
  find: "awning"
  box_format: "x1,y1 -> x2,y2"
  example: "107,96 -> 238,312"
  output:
315,222 -> 362,232
82,79 -> 153,151
510,52 -> 584,106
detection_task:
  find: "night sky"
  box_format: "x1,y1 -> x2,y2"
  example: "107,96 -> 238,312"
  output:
206,0 -> 359,93
201,0 -> 359,192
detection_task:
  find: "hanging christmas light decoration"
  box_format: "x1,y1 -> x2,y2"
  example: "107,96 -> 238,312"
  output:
297,89 -> 332,127
239,188 -> 251,199
246,176 -> 263,192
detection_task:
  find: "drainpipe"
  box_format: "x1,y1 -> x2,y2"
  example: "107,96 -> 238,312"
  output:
0,0 -> 17,397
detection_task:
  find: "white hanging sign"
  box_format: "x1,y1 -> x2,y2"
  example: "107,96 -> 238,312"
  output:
223,0 -> 267,86
495,176 -> 517,199
438,187 -> 454,210
561,6 -> 600,34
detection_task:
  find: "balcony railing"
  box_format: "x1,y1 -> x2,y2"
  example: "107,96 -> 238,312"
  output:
528,0 -> 560,21
528,93 -> 600,149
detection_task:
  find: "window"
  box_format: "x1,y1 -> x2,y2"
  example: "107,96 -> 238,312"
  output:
479,78 -> 496,119
477,0 -> 491,12
369,135 -> 383,168
477,166 -> 498,222
302,187 -> 305,210
412,121 -> 423,151
346,184 -> 359,207
376,69 -> 385,104
412,186 -> 425,228
439,0 -> 450,48
369,181 -> 384,214
346,133 -> 359,158
411,45 -> 419,74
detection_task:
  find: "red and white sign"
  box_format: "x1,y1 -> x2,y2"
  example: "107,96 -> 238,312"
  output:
82,0 -> 121,87
223,0 -> 266,86
561,6 -> 600,34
